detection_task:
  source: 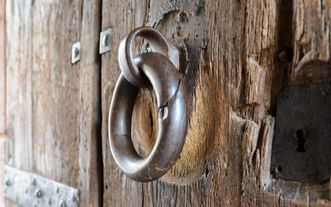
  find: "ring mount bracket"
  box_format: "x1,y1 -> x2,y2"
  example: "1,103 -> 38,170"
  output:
118,27 -> 182,87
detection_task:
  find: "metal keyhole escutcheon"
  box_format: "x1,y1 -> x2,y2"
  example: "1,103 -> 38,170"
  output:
108,27 -> 188,182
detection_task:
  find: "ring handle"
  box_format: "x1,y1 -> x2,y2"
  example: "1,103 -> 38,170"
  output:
109,52 -> 187,181
118,27 -> 180,87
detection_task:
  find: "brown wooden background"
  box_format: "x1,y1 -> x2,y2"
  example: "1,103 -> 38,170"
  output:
0,0 -> 5,205
2,0 -> 331,206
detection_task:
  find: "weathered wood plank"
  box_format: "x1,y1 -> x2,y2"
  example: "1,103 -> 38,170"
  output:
5,1 -> 102,206
100,0 -> 144,206
29,0 -> 82,184
262,1 -> 331,206
5,2 -> 34,205
291,0 -> 331,83
78,0 -> 102,206
101,0 -> 241,206
101,0 -> 331,206
0,0 -> 6,204
0,0 -> 5,135
6,0 -> 34,174
0,137 -> 5,207
101,0 -> 278,206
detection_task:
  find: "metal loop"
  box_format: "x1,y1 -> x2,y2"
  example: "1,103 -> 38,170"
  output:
109,29 -> 188,181
118,27 -> 180,87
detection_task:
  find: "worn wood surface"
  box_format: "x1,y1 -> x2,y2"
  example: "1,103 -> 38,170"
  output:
101,0 -> 331,206
0,1 -> 6,205
3,0 -> 330,206
5,1 -> 102,206
0,137 -> 4,207
291,0 -> 331,84
78,1 -> 102,206
0,0 -> 5,135
265,0 -> 331,205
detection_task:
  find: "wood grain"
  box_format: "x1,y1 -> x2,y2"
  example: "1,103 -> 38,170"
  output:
0,3 -> 6,204
5,1 -> 102,206
291,0 -> 331,84
0,136 -> 5,206
3,0 -> 329,206
132,2 -> 213,183
100,0 -> 141,206
0,0 -> 5,134
264,0 -> 331,205
102,0 -> 331,206
78,0 -> 102,206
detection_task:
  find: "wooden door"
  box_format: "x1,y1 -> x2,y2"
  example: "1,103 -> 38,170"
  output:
3,0 -> 331,206
100,0 -> 331,206
4,1 -> 102,206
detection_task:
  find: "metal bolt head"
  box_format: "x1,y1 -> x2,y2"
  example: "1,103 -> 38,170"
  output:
5,179 -> 11,186
177,12 -> 188,23
102,33 -> 110,47
74,48 -> 79,58
71,42 -> 81,64
99,28 -> 113,54
34,189 -> 43,198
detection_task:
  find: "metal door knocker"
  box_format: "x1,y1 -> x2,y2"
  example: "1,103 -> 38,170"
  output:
108,27 -> 188,182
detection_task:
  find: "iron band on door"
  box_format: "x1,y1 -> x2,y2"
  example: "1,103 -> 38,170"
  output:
108,27 -> 188,182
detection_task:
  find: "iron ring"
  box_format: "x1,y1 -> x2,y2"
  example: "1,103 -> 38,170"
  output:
109,52 -> 188,181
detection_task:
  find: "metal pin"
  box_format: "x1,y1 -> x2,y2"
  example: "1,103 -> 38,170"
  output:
99,28 -> 113,54
74,48 -> 79,58
31,178 -> 37,185
34,189 -> 43,198
127,1 -> 132,14
102,33 -> 110,47
71,42 -> 81,64
5,179 -> 11,186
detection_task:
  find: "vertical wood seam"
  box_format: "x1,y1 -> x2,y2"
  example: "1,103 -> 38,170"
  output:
98,1 -> 104,206
78,0 -> 104,206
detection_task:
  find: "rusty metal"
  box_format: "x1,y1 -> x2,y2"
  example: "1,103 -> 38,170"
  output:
108,27 -> 188,182
271,83 -> 331,184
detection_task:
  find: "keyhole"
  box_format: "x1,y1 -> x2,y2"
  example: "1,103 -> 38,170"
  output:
295,129 -> 306,152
